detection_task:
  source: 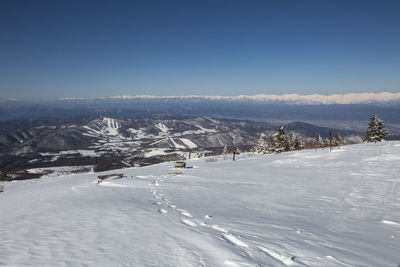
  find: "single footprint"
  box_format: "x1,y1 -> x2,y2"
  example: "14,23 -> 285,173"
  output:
177,209 -> 193,218
158,209 -> 168,214
181,219 -> 197,227
222,234 -> 249,248
211,225 -> 228,233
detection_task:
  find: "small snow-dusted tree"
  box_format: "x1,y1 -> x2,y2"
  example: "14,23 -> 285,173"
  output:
275,126 -> 289,153
366,115 -> 388,143
324,138 -> 330,148
287,133 -> 295,151
314,135 -> 323,149
268,127 -> 306,154
293,135 -> 304,150
222,145 -> 228,160
251,134 -> 268,153
0,172 -> 12,181
287,133 -> 304,151
332,132 -> 343,146
268,133 -> 276,153
268,127 -> 302,154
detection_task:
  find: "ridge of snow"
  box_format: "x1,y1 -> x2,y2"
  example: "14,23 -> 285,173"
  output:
382,220 -> 400,227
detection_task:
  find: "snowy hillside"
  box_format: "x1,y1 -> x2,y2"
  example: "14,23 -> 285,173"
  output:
0,142 -> 399,266
1,115 -> 367,178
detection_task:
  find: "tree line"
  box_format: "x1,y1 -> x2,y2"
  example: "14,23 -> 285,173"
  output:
250,114 -> 388,155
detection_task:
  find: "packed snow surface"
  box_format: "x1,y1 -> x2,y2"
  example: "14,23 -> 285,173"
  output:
1,142 -> 399,266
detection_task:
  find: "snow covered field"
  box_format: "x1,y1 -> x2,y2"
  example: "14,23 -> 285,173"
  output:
0,142 -> 399,266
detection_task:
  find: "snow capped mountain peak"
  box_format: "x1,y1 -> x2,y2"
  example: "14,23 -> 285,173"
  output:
106,92 -> 400,105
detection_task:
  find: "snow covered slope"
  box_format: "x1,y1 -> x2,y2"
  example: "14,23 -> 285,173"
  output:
0,142 -> 399,266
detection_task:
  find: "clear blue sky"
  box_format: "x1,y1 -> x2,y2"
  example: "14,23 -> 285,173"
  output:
1,0 -> 400,100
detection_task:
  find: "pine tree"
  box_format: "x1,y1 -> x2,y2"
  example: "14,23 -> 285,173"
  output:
268,133 -> 276,154
332,132 -> 342,146
267,127 -> 306,154
288,133 -> 295,151
275,126 -> 288,153
0,172 -> 12,181
267,126 -> 304,154
293,135 -> 304,150
314,135 -> 323,149
251,134 -> 268,153
324,138 -> 330,148
366,115 -> 388,142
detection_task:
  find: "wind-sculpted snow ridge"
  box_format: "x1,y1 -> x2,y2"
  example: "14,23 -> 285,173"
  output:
108,92 -> 400,104
0,141 -> 399,266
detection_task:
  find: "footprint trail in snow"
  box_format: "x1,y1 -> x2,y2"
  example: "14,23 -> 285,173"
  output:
146,170 -> 287,267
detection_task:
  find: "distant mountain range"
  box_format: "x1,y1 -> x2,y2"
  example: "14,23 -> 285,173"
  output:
89,92 -> 400,105
1,94 -> 400,127
1,94 -> 399,179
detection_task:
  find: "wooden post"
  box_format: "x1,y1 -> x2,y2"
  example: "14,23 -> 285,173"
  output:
232,149 -> 240,161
